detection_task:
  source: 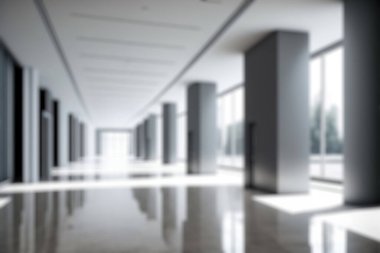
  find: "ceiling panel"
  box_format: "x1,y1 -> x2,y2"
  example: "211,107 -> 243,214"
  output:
42,0 -> 244,127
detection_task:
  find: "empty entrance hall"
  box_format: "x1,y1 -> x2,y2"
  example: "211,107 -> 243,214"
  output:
1,0 -> 380,252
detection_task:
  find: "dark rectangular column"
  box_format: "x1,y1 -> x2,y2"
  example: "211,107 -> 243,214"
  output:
68,115 -> 72,161
0,45 -> 15,182
5,53 -> 14,182
133,127 -> 138,158
52,100 -> 60,167
149,114 -> 157,160
75,119 -> 81,160
138,123 -> 145,160
95,129 -> 101,157
187,82 -> 217,174
69,114 -> 76,161
143,121 -> 149,160
13,62 -> 24,182
135,126 -> 140,158
74,117 -> 78,161
344,0 -> 380,205
143,119 -> 149,160
39,88 -> 53,181
80,123 -> 85,158
245,31 -> 309,193
162,103 -> 177,164
73,117 -> 77,161
144,115 -> 157,161
0,45 -> 6,182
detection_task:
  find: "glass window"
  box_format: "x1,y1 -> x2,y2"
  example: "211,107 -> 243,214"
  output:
101,132 -> 129,158
309,46 -> 344,181
323,48 -> 344,180
217,86 -> 244,168
310,58 -> 323,178
233,88 -> 244,167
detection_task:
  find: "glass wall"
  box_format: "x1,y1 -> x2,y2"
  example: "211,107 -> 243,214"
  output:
101,132 -> 130,158
309,46 -> 344,181
217,87 -> 244,168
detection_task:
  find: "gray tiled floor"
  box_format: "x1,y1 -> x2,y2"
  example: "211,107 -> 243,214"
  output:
0,160 -> 379,253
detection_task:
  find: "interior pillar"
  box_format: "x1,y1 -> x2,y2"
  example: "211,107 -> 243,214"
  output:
187,82 -> 217,174
135,126 -> 140,158
39,88 -> 53,181
0,44 -> 14,182
344,0 -> 380,205
244,31 -> 309,193
52,100 -> 60,167
144,114 -> 157,161
138,123 -> 145,160
162,103 -> 177,164
95,128 -> 101,157
22,67 -> 39,182
143,119 -> 149,160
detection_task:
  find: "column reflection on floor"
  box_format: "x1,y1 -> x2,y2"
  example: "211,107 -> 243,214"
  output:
0,186 -> 243,253
1,180 -> 380,252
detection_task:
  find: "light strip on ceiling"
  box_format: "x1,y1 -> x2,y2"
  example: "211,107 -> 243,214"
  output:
81,53 -> 175,66
83,68 -> 166,78
70,12 -> 201,31
86,77 -> 157,86
77,36 -> 186,51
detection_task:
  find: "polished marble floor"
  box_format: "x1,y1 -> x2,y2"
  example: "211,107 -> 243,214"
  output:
0,158 -> 380,253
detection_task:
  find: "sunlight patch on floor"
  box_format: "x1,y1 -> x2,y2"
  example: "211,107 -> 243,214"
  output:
253,189 -> 343,214
313,207 -> 380,243
0,198 -> 10,209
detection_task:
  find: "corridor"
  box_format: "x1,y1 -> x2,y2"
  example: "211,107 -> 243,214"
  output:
1,0 -> 380,252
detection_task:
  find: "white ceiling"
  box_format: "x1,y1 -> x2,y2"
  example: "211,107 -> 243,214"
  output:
0,0 -> 343,128
155,0 -> 343,117
42,0 -> 245,127
0,0 -> 89,121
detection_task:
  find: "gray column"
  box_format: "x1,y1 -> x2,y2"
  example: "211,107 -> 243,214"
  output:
74,117 -> 79,161
135,126 -> 140,158
95,129 -> 101,157
162,103 -> 177,164
0,45 -> 13,182
133,127 -> 138,158
73,116 -> 79,161
144,114 -> 157,161
344,0 -> 380,205
143,119 -> 149,160
138,123 -> 145,160
40,89 -> 53,181
187,82 -> 217,174
23,68 -> 39,182
245,31 -> 309,193
80,122 -> 85,158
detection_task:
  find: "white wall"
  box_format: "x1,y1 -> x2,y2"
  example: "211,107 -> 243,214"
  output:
0,0 -> 95,178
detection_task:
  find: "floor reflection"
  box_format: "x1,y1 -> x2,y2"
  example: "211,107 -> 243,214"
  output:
0,185 -> 380,253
